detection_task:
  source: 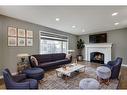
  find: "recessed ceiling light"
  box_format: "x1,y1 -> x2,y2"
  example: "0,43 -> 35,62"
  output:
114,22 -> 119,25
112,12 -> 118,16
82,29 -> 85,32
72,25 -> 76,28
55,18 -> 60,21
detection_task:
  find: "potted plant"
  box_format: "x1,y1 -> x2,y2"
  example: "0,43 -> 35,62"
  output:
77,39 -> 85,61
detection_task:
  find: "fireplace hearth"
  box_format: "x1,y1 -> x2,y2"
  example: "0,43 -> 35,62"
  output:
90,52 -> 104,64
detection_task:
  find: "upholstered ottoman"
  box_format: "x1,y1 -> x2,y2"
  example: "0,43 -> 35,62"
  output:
24,68 -> 44,81
96,66 -> 111,85
79,78 -> 100,89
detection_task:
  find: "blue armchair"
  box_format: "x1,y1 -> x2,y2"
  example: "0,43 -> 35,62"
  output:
105,57 -> 122,79
3,68 -> 38,89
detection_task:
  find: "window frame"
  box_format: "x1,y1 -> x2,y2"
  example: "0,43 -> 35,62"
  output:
39,31 -> 69,54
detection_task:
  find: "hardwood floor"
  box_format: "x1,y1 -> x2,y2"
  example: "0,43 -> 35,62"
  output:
118,66 -> 127,89
0,61 -> 127,89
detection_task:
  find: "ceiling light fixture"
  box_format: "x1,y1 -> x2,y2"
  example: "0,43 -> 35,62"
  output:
112,12 -> 118,16
55,18 -> 60,21
114,22 -> 119,25
72,25 -> 76,28
82,29 -> 85,32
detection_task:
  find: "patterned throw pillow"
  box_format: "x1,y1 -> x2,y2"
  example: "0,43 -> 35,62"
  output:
66,54 -> 72,60
30,56 -> 38,66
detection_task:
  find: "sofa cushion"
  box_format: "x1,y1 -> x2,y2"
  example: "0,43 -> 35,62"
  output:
38,59 -> 70,68
66,54 -> 72,60
51,53 -> 66,61
31,53 -> 66,63
30,56 -> 38,66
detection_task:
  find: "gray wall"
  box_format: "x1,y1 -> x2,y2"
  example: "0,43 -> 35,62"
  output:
0,16 -> 3,75
0,15 -> 77,76
78,28 -> 127,65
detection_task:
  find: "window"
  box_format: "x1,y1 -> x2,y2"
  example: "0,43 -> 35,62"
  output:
40,32 -> 68,54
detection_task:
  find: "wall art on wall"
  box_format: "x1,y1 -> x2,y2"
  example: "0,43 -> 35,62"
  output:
8,37 -> 17,46
18,38 -> 25,46
26,38 -> 33,46
8,26 -> 33,47
26,30 -> 33,38
8,27 -> 17,37
18,29 -> 26,37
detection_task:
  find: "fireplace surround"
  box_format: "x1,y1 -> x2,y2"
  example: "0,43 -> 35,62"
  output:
85,43 -> 112,64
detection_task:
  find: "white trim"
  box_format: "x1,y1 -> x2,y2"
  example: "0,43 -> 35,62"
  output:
0,72 -> 17,79
85,43 -> 112,48
0,75 -> 3,79
122,64 -> 127,67
41,36 -> 68,41
40,31 -> 69,38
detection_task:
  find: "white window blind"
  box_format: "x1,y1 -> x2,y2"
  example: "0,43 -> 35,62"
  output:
40,32 -> 68,54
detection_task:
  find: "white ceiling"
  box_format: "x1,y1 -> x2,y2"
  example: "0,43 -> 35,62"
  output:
0,6 -> 127,35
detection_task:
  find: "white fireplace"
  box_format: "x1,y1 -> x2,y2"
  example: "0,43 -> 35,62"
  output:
85,43 -> 112,64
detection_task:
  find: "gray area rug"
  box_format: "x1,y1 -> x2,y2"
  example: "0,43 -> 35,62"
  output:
39,66 -> 119,89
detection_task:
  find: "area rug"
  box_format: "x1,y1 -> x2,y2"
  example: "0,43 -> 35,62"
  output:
39,66 -> 119,89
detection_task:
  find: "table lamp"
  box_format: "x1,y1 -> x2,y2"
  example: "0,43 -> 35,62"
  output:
67,50 -> 75,63
67,50 -> 75,54
17,53 -> 29,62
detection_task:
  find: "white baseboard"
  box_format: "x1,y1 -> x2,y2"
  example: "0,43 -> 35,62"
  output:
0,76 -> 3,79
0,72 -> 17,79
122,64 -> 127,67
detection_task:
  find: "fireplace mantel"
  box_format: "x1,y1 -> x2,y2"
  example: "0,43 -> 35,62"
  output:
85,43 -> 112,64
85,43 -> 112,48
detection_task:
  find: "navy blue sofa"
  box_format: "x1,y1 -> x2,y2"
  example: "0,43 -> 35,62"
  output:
3,68 -> 38,89
29,53 -> 72,70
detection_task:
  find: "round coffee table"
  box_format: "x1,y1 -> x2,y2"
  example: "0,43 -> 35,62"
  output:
79,78 -> 100,89
96,66 -> 111,85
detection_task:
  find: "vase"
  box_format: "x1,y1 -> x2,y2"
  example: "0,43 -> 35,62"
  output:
77,55 -> 83,61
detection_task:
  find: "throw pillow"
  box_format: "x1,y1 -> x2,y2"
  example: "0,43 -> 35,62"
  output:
30,56 -> 38,66
66,54 -> 71,60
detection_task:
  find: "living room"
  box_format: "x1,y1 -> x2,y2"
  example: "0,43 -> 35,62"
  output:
0,6 -> 127,90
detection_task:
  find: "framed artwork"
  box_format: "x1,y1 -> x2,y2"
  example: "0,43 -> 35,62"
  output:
26,38 -> 33,46
18,38 -> 25,46
26,30 -> 33,38
8,37 -> 17,46
18,29 -> 25,37
8,27 -> 17,36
